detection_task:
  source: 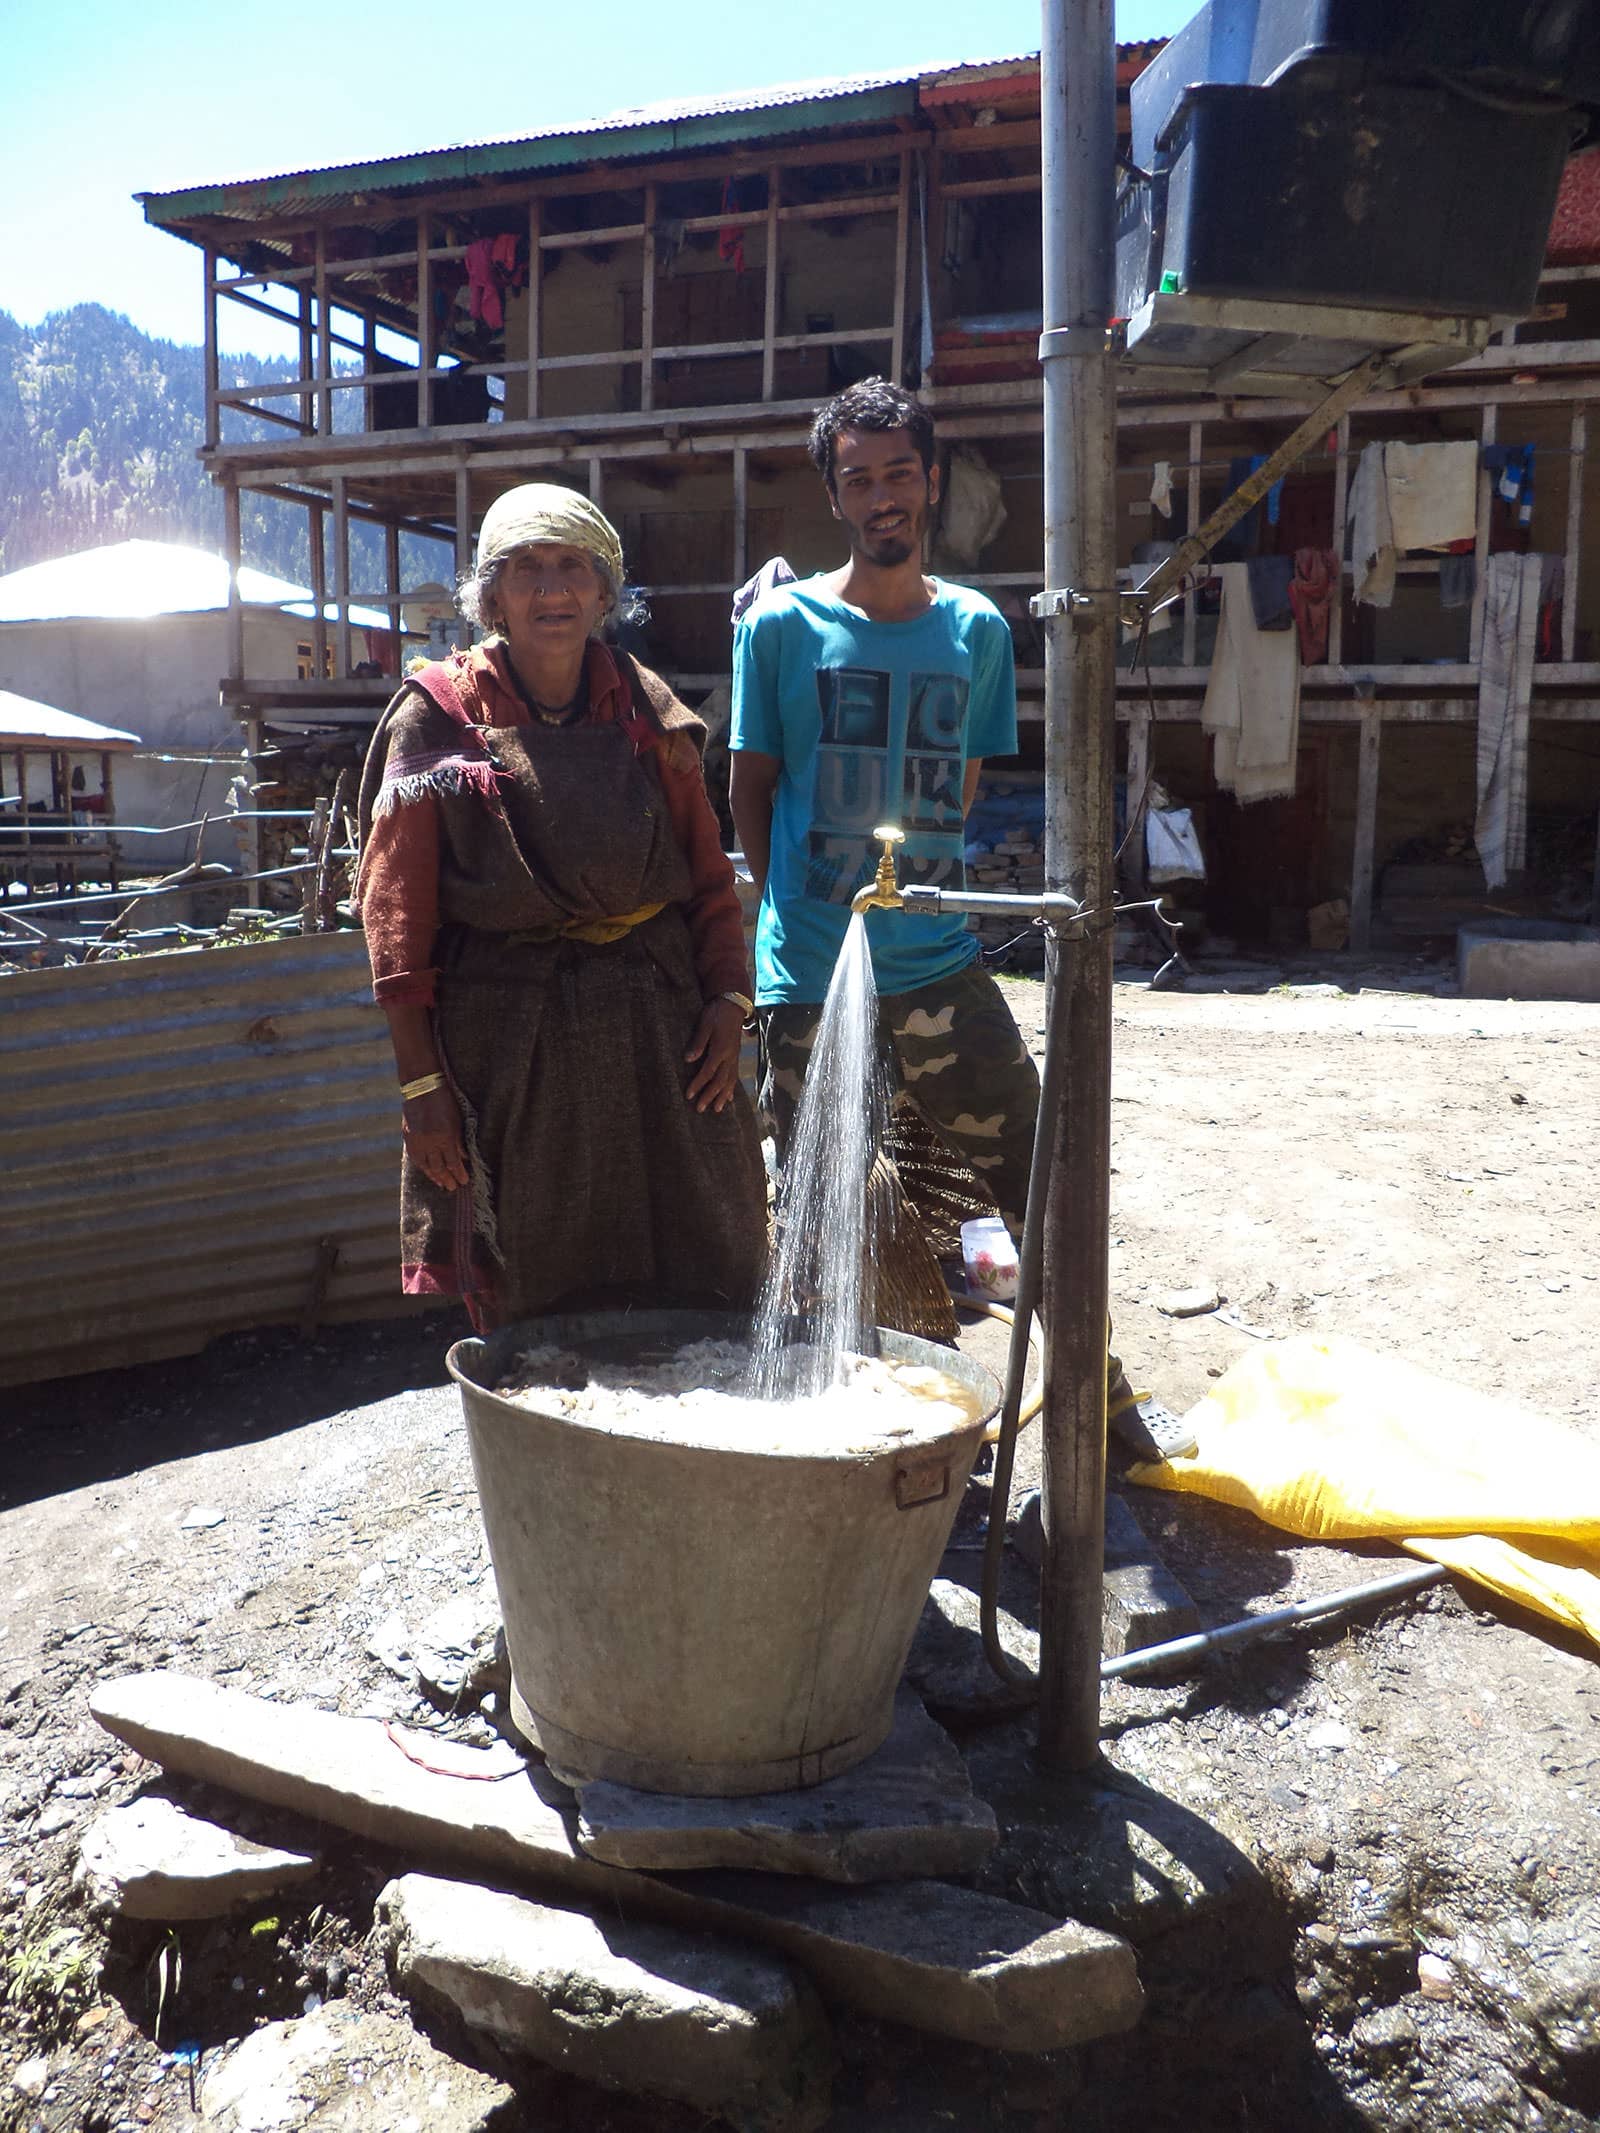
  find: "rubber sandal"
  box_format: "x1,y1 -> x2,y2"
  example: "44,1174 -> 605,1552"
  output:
1107,1392 -> 1198,1463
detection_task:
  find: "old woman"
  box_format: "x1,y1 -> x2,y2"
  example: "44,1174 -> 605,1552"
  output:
356,482 -> 767,1328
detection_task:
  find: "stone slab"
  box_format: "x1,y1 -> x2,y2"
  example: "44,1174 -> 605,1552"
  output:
198,2004 -> 511,2131
380,1870 -> 833,2132
91,1671 -> 1141,2054
1458,920 -> 1600,1002
574,1691 -> 996,1882
903,1579 -> 1039,1722
75,1793 -> 320,1921
1012,1491 -> 1201,1659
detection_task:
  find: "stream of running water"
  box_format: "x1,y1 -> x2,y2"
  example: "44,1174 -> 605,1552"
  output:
747,911 -> 892,1401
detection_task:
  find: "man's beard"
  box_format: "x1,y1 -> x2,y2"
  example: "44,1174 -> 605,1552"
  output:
856,508 -> 925,567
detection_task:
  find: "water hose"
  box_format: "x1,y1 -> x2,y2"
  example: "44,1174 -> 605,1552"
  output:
975,979 -> 1065,1691
968,1302 -> 1044,1443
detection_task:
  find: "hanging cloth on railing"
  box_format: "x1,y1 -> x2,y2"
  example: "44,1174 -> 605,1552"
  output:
465,234 -> 526,332
1475,552 -> 1542,888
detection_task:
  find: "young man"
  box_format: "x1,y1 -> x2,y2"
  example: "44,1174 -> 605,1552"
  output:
729,376 -> 1039,1234
730,377 -> 1186,1458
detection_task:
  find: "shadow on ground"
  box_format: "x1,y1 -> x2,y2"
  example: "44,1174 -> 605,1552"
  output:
0,1308 -> 461,1514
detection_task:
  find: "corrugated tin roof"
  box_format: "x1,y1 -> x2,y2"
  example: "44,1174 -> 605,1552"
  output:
139,48 -> 1138,228
0,541 -> 389,630
0,691 -> 140,750
0,932 -> 426,1387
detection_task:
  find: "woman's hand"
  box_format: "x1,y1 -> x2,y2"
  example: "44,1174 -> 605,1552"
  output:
684,998 -> 746,1114
403,1085 -> 471,1190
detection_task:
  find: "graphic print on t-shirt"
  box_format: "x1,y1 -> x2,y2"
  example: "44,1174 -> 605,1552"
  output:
806,665 -> 968,905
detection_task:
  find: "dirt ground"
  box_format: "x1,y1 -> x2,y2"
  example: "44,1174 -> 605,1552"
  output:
3,961 -> 1599,2131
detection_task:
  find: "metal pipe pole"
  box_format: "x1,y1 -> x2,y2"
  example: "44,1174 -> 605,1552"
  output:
1035,0 -> 1119,1770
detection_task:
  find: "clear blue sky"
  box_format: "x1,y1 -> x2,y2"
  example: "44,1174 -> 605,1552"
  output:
2,0 -> 1193,354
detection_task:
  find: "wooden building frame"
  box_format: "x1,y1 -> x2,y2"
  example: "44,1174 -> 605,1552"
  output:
140,50 -> 1600,947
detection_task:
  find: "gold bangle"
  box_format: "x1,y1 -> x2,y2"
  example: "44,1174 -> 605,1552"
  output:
718,990 -> 754,1018
400,1071 -> 445,1101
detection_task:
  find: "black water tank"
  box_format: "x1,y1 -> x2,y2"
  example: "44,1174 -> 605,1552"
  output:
1131,0 -> 1600,169
1156,77 -> 1576,317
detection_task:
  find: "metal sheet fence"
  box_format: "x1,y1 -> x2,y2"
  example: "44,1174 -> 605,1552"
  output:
0,932 -> 417,1389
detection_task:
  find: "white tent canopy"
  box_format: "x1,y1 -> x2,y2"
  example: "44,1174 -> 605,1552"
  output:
0,689 -> 139,749
0,540 -> 390,630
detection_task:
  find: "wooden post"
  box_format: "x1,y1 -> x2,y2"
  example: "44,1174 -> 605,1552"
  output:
331,475 -> 352,677
101,751 -> 119,892
202,248 -> 220,450
1470,402 -> 1497,664
244,715 -> 265,910
314,225 -> 331,436
1329,413 -> 1350,670
385,520 -> 403,672
732,446 -> 749,586
640,185 -> 658,416
1350,705 -> 1382,951
1182,418 -> 1201,667
298,286 -> 314,436
455,463 -> 472,617
364,309 -> 378,434
527,196 -> 542,420
1564,406 -> 1586,664
762,166 -> 780,402
891,149 -> 911,386
309,499 -> 328,679
223,480 -> 245,686
417,211 -> 433,430
1124,705 -> 1150,895
13,751 -> 29,889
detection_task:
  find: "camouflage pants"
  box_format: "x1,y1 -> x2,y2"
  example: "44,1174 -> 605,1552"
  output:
760,962 -> 1041,1234
761,963 -> 1131,1398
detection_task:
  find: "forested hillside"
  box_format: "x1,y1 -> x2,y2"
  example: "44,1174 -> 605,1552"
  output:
0,306 -> 427,589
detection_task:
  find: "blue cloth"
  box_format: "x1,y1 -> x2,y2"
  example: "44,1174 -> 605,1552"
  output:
731,577 -> 1018,1005
1482,443 -> 1535,528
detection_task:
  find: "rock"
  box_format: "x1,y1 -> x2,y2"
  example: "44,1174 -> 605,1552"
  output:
903,1578 -> 1038,1720
1011,1493 -> 1201,1659
91,1672 -> 1141,2053
1417,1951 -> 1454,2000
76,1794 -> 319,1920
1350,2004 -> 1418,2059
411,1592 -> 504,1707
380,1871 -> 834,2132
1521,1901 -> 1600,2069
364,1612 -> 414,1683
1156,1285 -> 1220,1318
11,2054 -> 50,2099
1307,1721 -> 1351,1752
198,2004 -> 511,2131
574,1692 -> 995,1882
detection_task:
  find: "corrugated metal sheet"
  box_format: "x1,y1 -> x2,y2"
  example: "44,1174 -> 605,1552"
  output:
139,73 -> 928,227
0,932 -> 421,1388
141,45 -> 1165,234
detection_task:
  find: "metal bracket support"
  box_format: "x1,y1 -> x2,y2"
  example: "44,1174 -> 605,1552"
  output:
1030,587 -> 1117,620
1038,325 -> 1111,361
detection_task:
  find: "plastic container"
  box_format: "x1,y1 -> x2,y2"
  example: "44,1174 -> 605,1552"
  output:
1156,79 -> 1574,318
447,1309 -> 999,1795
1131,0 -> 1600,171
959,1216 -> 1019,1302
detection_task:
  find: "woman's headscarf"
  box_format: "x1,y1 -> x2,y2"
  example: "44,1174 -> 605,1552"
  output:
476,483 -> 625,591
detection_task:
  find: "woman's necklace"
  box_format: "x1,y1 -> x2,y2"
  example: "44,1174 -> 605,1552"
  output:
509,663 -> 588,727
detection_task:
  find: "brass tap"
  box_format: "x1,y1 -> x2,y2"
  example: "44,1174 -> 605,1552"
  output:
851,825 -> 907,914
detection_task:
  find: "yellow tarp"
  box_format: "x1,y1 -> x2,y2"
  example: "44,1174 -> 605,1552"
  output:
1128,1335 -> 1600,1652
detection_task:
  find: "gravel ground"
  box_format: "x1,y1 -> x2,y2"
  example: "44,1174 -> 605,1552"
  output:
2,964 -> 1598,2131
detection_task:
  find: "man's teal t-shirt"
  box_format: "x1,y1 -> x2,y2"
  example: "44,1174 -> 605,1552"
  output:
730,577 -> 1018,1005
